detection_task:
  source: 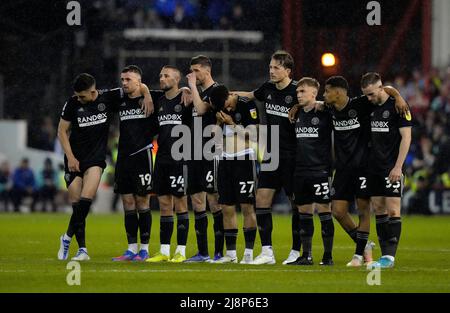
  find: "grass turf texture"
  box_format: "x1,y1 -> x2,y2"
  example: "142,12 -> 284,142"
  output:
0,213 -> 449,292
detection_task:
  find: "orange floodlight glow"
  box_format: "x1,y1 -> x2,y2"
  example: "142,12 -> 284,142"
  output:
321,53 -> 336,67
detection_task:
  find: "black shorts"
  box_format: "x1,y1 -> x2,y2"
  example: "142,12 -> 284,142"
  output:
257,156 -> 295,196
293,174 -> 332,206
331,168 -> 370,201
187,158 -> 219,195
368,172 -> 404,198
153,157 -> 188,197
114,148 -> 154,196
64,156 -> 106,188
217,159 -> 257,206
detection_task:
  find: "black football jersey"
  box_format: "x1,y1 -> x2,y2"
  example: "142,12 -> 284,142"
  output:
156,92 -> 192,162
190,82 -> 220,152
294,108 -> 333,176
116,91 -> 161,157
369,97 -> 412,172
60,88 -> 123,164
329,96 -> 372,170
253,80 -> 298,157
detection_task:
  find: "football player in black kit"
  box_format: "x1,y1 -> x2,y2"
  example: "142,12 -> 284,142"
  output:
234,50 -> 299,265
361,72 -> 412,269
209,85 -> 259,264
146,66 -> 192,263
323,76 -> 409,267
288,78 -> 335,266
112,65 -> 159,262
57,73 -> 153,261
184,55 -> 224,262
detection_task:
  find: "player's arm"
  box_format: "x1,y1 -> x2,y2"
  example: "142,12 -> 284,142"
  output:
186,72 -> 210,115
331,130 -> 336,165
179,87 -> 193,106
230,91 -> 255,100
57,118 -> 80,172
383,86 -> 410,117
139,83 -> 154,116
389,127 -> 412,183
288,104 -> 300,123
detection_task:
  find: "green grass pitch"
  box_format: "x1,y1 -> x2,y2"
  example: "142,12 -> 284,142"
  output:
1,213 -> 449,293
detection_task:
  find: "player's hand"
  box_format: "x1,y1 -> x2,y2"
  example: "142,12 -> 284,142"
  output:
68,157 -> 80,172
394,97 -> 410,118
141,94 -> 154,116
288,105 -> 300,123
218,111 -> 234,125
186,72 -> 197,89
388,166 -> 402,183
180,87 -> 193,106
314,101 -> 325,112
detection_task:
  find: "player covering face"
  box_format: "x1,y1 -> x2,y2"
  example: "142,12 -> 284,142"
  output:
209,85 -> 259,264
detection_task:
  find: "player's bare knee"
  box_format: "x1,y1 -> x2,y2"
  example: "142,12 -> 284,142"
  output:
122,196 -> 136,210
332,207 -> 345,220
135,196 -> 150,210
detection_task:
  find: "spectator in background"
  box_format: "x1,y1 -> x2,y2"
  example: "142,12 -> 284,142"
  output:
38,158 -> 58,212
230,3 -> 246,30
154,0 -> 196,28
172,2 -> 193,28
35,117 -> 56,151
56,163 -> 69,210
207,0 -> 231,29
0,161 -> 12,212
145,9 -> 164,29
406,175 -> 431,215
11,158 -> 38,213
430,81 -> 450,114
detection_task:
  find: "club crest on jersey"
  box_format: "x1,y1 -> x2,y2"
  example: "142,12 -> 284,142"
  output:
97,103 -> 106,112
311,117 -> 320,125
267,94 -> 272,100
78,107 -> 84,112
235,113 -> 242,122
250,108 -> 258,119
285,95 -> 293,104
174,104 -> 183,113
382,110 -> 390,119
348,109 -> 357,118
